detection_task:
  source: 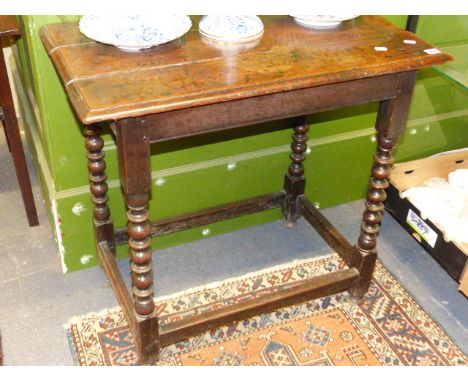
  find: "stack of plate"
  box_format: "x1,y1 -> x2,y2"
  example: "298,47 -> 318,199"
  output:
79,15 -> 192,51
291,15 -> 359,29
198,16 -> 264,43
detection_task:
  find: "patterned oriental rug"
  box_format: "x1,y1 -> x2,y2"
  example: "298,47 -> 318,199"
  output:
66,254 -> 467,366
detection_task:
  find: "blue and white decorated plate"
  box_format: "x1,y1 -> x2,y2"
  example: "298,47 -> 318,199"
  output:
79,15 -> 192,51
199,16 -> 264,43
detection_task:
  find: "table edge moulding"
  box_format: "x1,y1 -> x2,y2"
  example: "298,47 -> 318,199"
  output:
40,15 -> 451,124
40,15 -> 451,364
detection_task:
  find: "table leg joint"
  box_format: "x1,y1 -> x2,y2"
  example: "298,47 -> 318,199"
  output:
283,116 -> 309,226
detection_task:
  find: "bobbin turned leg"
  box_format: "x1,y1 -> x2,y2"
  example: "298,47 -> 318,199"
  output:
84,124 -> 115,254
350,134 -> 396,299
115,117 -> 160,364
283,116 -> 309,227
350,71 -> 417,299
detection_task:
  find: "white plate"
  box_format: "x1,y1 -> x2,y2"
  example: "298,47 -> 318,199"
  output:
291,15 -> 359,29
79,15 -> 192,51
199,16 -> 264,43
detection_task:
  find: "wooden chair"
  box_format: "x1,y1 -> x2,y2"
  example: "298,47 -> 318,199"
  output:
0,16 -> 38,226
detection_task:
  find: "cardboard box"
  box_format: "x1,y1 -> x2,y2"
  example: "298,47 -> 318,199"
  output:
385,151 -> 468,296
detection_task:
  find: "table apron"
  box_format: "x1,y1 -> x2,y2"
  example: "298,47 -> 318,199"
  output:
145,72 -> 403,143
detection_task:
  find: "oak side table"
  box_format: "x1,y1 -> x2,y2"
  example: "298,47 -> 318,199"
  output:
0,16 -> 39,226
41,16 -> 451,364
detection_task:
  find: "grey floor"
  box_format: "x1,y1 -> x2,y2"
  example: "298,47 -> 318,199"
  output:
0,127 -> 467,366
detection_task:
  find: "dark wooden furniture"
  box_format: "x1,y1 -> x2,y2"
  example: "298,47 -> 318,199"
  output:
0,16 -> 39,226
40,16 -> 451,364
406,15 -> 420,33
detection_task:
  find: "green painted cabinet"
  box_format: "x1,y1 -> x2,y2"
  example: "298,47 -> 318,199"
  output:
12,16 -> 468,272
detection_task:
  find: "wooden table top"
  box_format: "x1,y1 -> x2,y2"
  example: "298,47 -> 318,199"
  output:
0,16 -> 20,38
40,16 -> 451,125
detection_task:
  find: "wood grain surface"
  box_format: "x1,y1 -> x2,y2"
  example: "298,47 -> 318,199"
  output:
0,16 -> 20,38
40,16 -> 451,124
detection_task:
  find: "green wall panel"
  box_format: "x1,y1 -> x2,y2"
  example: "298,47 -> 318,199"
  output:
13,15 -> 468,272
416,16 -> 468,46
